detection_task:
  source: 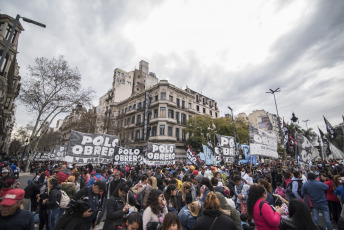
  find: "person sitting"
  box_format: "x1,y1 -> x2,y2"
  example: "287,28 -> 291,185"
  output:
279,199 -> 326,230
192,191 -> 237,230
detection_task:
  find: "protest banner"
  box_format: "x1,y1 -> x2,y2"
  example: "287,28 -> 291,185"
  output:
215,134 -> 236,163
295,132 -> 319,163
202,144 -> 214,165
146,142 -> 176,165
113,146 -> 144,165
186,145 -> 202,167
66,130 -> 119,165
249,124 -> 278,158
33,152 -> 52,161
53,145 -> 67,161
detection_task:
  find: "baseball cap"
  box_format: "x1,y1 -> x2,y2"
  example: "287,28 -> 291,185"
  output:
0,188 -> 25,206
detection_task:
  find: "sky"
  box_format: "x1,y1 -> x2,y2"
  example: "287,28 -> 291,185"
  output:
2,0 -> 344,135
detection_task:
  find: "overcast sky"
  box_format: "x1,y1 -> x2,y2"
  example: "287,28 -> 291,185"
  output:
2,0 -> 344,135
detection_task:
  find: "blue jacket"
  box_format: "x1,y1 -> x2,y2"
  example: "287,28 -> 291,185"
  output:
178,205 -> 197,230
87,173 -> 106,186
334,185 -> 344,203
301,179 -> 329,208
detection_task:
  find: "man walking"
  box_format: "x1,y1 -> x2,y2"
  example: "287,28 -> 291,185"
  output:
302,172 -> 332,230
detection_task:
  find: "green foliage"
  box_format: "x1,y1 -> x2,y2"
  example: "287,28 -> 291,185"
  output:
185,136 -> 204,152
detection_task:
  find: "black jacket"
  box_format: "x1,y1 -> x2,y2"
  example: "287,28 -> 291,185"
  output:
46,184 -> 61,210
102,195 -> 126,230
279,217 -> 326,230
0,208 -> 34,230
192,209 -> 238,230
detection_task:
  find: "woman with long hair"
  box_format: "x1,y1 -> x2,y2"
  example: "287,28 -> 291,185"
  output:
258,178 -> 275,206
198,177 -> 213,203
176,182 -> 192,212
102,183 -> 130,230
279,199 -> 325,230
164,184 -> 178,212
192,191 -> 237,230
247,185 -> 283,230
143,189 -> 168,230
125,212 -> 143,230
162,212 -> 182,230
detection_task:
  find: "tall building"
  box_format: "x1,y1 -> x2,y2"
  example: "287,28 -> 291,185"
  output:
0,14 -> 24,155
96,61 -> 220,157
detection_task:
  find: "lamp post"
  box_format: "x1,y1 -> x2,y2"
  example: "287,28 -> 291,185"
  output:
228,106 -> 237,152
291,112 -> 299,161
0,14 -> 46,72
302,119 -> 310,130
266,88 -> 284,158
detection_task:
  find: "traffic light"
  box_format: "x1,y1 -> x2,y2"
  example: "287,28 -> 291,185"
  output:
28,151 -> 31,156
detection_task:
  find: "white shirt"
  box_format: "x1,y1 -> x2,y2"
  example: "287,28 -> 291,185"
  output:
243,174 -> 253,185
301,174 -> 307,184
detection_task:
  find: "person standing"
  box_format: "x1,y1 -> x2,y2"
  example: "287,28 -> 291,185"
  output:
302,173 -> 333,230
0,188 -> 34,230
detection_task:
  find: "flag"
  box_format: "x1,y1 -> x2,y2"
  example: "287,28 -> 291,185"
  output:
329,142 -> 344,160
295,132 -> 319,163
186,145 -> 202,167
324,116 -> 336,140
318,127 -> 331,158
202,144 -> 214,165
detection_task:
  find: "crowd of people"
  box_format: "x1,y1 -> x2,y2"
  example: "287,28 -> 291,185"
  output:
0,159 -> 344,230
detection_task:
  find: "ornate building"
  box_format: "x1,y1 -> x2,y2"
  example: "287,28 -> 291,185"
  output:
0,14 -> 24,154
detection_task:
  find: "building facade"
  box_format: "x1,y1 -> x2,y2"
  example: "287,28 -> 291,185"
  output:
0,14 -> 24,154
96,61 -> 220,157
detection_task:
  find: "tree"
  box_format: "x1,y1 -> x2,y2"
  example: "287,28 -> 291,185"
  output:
8,139 -> 21,154
20,55 -> 95,170
185,136 -> 204,152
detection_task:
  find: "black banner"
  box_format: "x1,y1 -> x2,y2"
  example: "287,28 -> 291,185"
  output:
66,130 -> 119,165
146,142 -> 175,165
324,116 -> 336,140
215,133 -> 236,163
114,146 -> 144,165
186,145 -> 202,167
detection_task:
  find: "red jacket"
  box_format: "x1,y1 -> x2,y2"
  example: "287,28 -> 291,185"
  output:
253,198 -> 281,230
325,180 -> 339,202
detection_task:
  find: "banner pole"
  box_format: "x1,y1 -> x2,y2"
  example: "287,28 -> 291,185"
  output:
213,134 -> 216,166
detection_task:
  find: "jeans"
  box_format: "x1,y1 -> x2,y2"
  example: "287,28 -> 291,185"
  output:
312,205 -> 333,230
48,208 -> 60,230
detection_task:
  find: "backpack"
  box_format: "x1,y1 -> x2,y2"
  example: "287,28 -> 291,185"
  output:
286,180 -> 302,197
259,201 -> 275,215
60,190 -> 71,208
93,176 -> 103,181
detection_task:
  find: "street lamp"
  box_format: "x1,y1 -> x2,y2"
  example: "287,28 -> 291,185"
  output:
302,119 -> 310,130
0,14 -> 46,72
228,106 -> 237,152
266,88 -> 284,157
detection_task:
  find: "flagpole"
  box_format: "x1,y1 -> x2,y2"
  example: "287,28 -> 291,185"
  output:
213,134 -> 216,166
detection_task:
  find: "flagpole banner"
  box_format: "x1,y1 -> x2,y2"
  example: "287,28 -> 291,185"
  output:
318,128 -> 331,159
53,145 -> 67,161
295,133 -> 319,163
249,125 -> 278,158
146,142 -> 176,166
215,134 -> 236,163
329,142 -> 344,160
66,130 -> 119,165
186,145 -> 202,167
113,146 -> 144,165
324,116 -> 336,140
202,144 -> 214,165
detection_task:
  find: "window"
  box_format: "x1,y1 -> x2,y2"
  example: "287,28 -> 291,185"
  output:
203,108 -> 206,114
160,125 -> 165,136
125,108 -> 127,113
161,92 -> 166,100
135,130 -> 140,140
133,104 -> 136,109
137,114 -> 141,124
155,95 -> 158,101
168,127 -> 173,136
196,105 -> 199,111
113,111 -> 116,117
132,116 -> 135,124
4,25 -> 12,40
176,98 -> 180,107
182,100 -> 185,109
4,97 -> 11,109
128,81 -> 131,85
148,112 -> 152,123
182,129 -> 186,141
121,79 -> 125,84
0,54 -> 9,75
176,128 -> 180,140
215,112 -> 218,118
169,95 -> 173,102
160,107 -> 166,118
149,97 -> 152,104
152,126 -> 157,136
129,106 -> 132,111
154,109 -> 158,118
176,112 -> 180,124
188,103 -> 192,109
168,109 -> 174,119
138,102 -> 142,110
203,98 -> 205,105
0,23 -> 4,33
181,113 -> 186,125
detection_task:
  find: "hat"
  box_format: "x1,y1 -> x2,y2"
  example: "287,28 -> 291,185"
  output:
2,168 -> 9,173
67,176 -> 75,182
193,170 -> 199,176
190,166 -> 195,171
0,188 -> 25,206
195,174 -> 203,183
